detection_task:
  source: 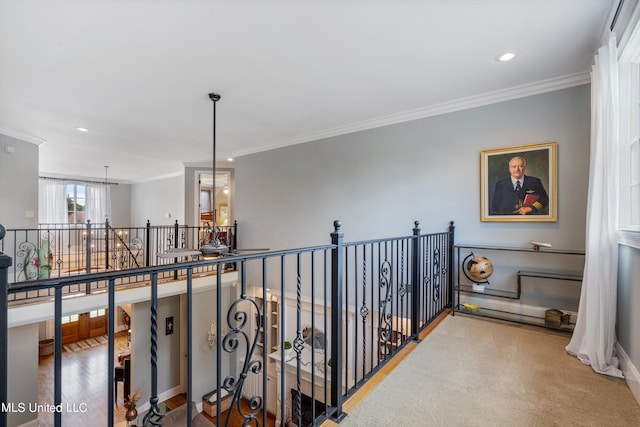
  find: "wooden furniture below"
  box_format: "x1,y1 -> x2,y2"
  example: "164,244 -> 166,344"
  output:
114,357 -> 130,404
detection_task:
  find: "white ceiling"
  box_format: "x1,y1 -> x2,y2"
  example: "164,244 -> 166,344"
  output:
0,0 -> 615,183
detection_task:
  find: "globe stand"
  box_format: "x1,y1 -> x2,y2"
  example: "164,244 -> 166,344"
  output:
472,283 -> 486,292
462,252 -> 493,292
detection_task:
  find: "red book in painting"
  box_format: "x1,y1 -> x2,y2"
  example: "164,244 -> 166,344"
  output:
522,194 -> 540,207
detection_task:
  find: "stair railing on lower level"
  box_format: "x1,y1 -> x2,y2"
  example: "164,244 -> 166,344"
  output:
0,219 -> 453,427
0,219 -> 238,301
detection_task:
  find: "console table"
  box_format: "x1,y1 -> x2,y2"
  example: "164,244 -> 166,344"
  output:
454,244 -> 585,330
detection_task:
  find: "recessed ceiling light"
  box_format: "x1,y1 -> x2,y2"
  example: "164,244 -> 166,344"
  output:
227,157 -> 234,162
496,51 -> 517,62
75,127 -> 89,132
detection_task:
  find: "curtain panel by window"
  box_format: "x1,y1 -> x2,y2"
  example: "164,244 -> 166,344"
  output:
566,33 -> 623,378
38,179 -> 111,224
38,179 -> 67,223
85,183 -> 111,224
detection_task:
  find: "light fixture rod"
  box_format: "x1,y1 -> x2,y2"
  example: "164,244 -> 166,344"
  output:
209,93 -> 221,226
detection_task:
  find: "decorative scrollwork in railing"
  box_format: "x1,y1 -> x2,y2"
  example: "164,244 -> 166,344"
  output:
222,296 -> 262,426
423,241 -> 431,297
379,258 -> 393,359
398,241 -> 407,338
180,230 -> 186,249
360,247 -> 369,369
16,241 -> 37,281
16,237 -> 54,281
433,247 -> 441,301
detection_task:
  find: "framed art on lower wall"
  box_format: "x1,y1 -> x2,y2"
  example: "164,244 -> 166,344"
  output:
481,141 -> 557,222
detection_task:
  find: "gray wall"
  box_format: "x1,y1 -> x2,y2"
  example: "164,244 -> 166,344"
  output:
234,86 -> 592,309
131,285 -> 239,404
109,183 -> 132,226
132,295 -> 182,401
235,83 -> 640,399
618,245 -> 640,377
190,286 -> 239,401
235,85 -> 590,251
131,174 -> 185,226
7,323 -> 39,427
0,135 -> 39,229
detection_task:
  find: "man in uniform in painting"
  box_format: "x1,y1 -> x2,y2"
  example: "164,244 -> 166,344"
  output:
490,156 -> 549,215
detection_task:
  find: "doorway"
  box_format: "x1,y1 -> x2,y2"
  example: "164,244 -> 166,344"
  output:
198,170 -> 233,229
61,308 -> 108,345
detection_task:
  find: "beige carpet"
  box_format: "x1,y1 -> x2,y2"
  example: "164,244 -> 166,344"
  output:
340,314 -> 640,427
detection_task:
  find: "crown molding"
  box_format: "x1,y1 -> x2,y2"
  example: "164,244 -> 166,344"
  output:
232,71 -> 590,158
0,126 -> 47,146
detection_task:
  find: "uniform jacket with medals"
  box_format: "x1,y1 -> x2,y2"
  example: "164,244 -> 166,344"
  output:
490,175 -> 549,215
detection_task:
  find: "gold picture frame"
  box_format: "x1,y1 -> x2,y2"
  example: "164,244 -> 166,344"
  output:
481,142 -> 557,222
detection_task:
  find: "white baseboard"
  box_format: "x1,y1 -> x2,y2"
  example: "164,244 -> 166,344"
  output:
616,342 -> 640,406
136,385 -> 183,413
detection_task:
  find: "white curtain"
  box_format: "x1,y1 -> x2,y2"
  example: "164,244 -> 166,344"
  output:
566,33 -> 623,378
85,183 -> 111,224
38,179 -> 67,223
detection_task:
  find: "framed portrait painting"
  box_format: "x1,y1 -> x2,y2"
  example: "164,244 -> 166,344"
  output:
481,141 -> 557,222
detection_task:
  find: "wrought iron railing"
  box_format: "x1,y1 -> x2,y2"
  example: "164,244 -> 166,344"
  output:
0,220 -> 453,427
0,220 -> 237,301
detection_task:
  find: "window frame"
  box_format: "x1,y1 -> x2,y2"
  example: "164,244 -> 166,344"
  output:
66,183 -> 87,225
618,9 -> 640,248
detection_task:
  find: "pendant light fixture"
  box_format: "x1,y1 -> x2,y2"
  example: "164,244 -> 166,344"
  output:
104,165 -> 110,221
200,92 -> 229,256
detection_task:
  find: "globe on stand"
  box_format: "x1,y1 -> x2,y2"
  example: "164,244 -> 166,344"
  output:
463,254 -> 494,292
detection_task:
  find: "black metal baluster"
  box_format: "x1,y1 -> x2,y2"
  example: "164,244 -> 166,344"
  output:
294,253 -> 303,427
360,244 -> 368,379
143,272 -> 164,426
0,226 -> 10,427
107,278 -> 115,427
54,286 -> 62,427
330,220 -> 345,422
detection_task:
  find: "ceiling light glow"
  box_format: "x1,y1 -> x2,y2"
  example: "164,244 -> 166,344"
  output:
227,157 -> 234,162
497,52 -> 517,62
75,127 -> 89,132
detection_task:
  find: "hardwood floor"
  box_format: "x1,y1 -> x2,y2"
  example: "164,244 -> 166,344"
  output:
37,331 -> 276,427
37,331 -> 130,427
166,393 -> 275,426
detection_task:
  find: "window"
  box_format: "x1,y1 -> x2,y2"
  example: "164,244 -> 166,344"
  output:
632,115 -> 640,225
618,12 -> 640,247
90,309 -> 105,318
66,183 -> 86,224
39,178 -> 111,225
61,314 -> 79,324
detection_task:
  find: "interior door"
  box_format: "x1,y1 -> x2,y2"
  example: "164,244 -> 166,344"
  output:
61,308 -> 108,344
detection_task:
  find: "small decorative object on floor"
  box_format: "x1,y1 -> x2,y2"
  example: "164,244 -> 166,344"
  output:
125,387 -> 141,422
545,308 -> 570,326
461,303 -> 480,313
202,388 -> 232,417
